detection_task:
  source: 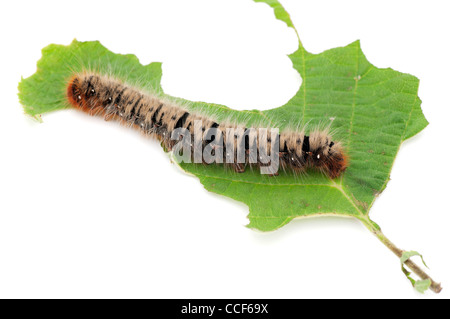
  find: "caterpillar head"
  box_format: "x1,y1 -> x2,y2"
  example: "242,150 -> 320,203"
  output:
67,76 -> 83,107
308,131 -> 348,179
66,74 -> 106,113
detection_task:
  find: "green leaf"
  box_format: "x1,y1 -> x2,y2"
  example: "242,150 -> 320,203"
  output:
254,0 -> 295,29
182,1 -> 428,231
414,279 -> 432,294
17,0 -> 439,293
400,251 -> 429,269
18,39 -> 163,119
18,0 -> 427,234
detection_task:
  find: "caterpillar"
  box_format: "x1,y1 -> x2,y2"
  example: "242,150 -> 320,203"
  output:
67,71 -> 348,178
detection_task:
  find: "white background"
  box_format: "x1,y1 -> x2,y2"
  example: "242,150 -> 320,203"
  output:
0,0 -> 449,299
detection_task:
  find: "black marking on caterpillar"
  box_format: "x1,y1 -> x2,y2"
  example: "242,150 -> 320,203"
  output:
66,72 -> 348,178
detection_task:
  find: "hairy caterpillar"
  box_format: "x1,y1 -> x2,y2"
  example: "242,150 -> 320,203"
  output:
67,72 -> 348,178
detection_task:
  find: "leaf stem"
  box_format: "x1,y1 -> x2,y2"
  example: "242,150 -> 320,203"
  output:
359,217 -> 442,294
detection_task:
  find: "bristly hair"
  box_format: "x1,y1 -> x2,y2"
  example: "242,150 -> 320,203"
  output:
66,71 -> 348,178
